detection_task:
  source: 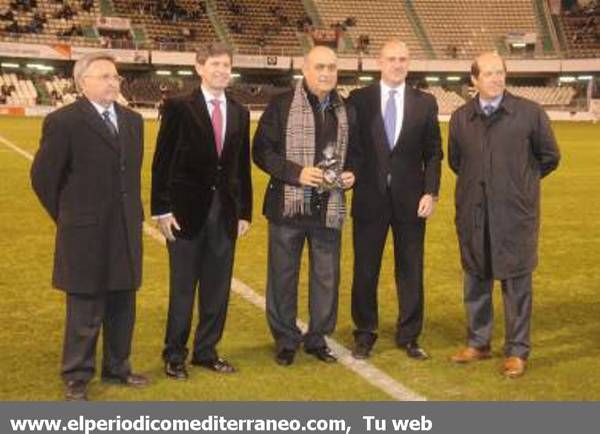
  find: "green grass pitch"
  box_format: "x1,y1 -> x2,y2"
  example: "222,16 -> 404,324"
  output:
0,116 -> 598,400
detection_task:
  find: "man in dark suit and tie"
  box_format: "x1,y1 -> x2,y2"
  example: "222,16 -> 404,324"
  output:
151,42 -> 252,379
31,52 -> 149,401
348,39 -> 443,360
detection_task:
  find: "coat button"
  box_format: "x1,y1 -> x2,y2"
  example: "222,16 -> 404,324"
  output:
217,165 -> 222,170
211,185 -> 216,191
120,164 -> 126,172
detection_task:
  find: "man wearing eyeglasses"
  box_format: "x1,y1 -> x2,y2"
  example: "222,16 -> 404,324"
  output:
31,52 -> 149,400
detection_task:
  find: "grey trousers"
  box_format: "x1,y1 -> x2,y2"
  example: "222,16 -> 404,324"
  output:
464,272 -> 532,358
266,222 -> 341,352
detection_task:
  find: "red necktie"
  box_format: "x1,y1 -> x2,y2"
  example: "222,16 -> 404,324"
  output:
210,99 -> 223,156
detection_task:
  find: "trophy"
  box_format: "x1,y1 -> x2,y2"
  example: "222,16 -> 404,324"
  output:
316,143 -> 344,193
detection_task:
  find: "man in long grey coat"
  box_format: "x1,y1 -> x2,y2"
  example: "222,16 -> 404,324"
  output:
448,52 -> 560,378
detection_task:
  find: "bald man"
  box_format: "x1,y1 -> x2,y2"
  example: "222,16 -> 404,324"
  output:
253,46 -> 357,366
348,39 -> 442,360
448,52 -> 560,378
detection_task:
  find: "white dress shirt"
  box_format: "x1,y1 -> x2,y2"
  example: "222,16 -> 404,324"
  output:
90,100 -> 118,132
380,80 -> 405,146
202,85 -> 227,142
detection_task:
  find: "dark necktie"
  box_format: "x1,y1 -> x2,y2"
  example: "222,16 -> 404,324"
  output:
483,104 -> 495,117
102,110 -> 118,137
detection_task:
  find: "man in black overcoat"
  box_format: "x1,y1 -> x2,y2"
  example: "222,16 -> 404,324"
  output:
31,52 -> 149,400
448,52 -> 560,378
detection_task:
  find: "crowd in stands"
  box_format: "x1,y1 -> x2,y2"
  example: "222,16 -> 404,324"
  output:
223,0 -> 313,50
1,0 -> 92,38
131,0 -> 206,24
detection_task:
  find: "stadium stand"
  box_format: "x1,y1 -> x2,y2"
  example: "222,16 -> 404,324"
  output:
412,0 -> 540,58
312,0 -> 427,57
111,0 -> 217,50
423,86 -> 466,114
0,72 -> 37,106
43,75 -> 78,106
215,0 -> 308,55
0,0 -> 101,46
506,85 -> 577,106
554,1 -> 600,58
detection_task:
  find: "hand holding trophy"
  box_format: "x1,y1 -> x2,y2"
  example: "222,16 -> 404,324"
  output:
316,143 -> 344,193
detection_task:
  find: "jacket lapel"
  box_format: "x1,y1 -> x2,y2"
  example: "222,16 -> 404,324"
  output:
187,88 -> 219,159
78,97 -> 119,153
393,84 -> 413,152
368,84 -> 392,160
114,103 -> 132,159
221,96 -> 238,160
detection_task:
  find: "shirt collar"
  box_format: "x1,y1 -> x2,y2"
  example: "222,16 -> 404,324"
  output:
89,100 -> 116,118
303,80 -> 332,112
201,85 -> 226,105
380,80 -> 405,97
478,93 -> 503,111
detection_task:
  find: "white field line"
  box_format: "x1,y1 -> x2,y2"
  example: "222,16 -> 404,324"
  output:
0,133 -> 426,401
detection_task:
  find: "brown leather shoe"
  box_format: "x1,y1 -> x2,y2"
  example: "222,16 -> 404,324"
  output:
65,380 -> 88,401
502,356 -> 527,378
450,347 -> 492,363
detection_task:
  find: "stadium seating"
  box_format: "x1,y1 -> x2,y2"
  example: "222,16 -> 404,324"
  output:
556,14 -> 600,58
215,0 -> 307,55
313,0 -> 426,57
0,72 -> 37,106
0,0 -> 101,46
506,85 -> 576,106
111,0 -> 217,50
412,0 -> 539,58
423,86 -> 465,114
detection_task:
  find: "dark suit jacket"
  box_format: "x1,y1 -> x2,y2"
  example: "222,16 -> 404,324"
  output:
348,83 -> 443,223
151,88 -> 252,239
31,97 -> 144,294
252,88 -> 358,224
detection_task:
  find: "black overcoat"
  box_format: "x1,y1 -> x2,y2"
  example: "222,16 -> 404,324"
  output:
31,97 -> 144,294
448,92 -> 560,279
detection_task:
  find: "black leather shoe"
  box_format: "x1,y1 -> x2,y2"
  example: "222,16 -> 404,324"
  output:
102,373 -> 150,387
402,342 -> 430,360
65,380 -> 88,401
352,341 -> 373,359
165,362 -> 188,380
275,349 -> 296,366
305,346 -> 337,363
192,358 -> 236,374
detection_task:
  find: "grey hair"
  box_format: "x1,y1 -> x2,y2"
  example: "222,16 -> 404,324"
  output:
73,52 -> 117,92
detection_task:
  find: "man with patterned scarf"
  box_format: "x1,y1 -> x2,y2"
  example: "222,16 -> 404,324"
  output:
253,46 -> 358,366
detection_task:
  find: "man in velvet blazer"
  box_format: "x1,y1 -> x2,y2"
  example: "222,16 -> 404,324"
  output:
151,43 -> 252,379
348,40 -> 442,360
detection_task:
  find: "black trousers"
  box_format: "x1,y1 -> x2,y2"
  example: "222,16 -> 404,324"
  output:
61,290 -> 136,383
351,215 -> 426,346
266,222 -> 341,352
163,195 -> 235,364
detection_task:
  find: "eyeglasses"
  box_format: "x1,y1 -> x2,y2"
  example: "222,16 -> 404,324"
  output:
83,74 -> 124,83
